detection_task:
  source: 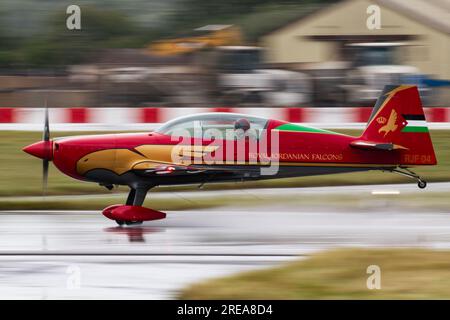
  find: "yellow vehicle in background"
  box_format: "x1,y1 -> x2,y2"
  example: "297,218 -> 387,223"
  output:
148,25 -> 242,56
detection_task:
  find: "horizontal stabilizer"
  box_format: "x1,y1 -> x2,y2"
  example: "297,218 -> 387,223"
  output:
350,140 -> 408,151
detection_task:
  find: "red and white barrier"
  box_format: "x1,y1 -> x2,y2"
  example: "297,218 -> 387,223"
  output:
0,107 -> 449,131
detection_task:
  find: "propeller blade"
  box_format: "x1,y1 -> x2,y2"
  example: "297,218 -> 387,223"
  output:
43,159 -> 49,196
43,101 -> 50,142
43,97 -> 50,195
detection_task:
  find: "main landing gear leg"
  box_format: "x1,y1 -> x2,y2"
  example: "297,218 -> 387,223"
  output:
389,167 -> 427,189
115,186 -> 151,226
126,188 -> 136,205
132,186 -> 150,207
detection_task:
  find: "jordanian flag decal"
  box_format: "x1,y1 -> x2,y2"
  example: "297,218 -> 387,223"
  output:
402,114 -> 429,133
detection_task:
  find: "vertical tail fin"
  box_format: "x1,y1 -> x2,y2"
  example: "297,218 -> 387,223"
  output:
361,85 -> 437,165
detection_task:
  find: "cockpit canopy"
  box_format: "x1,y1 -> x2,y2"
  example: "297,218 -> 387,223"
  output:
155,113 -> 269,139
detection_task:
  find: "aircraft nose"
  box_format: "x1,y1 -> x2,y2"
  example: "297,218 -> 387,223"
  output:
23,140 -> 53,160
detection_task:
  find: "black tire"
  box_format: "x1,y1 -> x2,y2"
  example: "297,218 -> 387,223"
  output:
125,221 -> 143,226
115,220 -> 125,226
418,180 -> 427,189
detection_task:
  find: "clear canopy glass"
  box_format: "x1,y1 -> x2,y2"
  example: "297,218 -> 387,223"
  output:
155,113 -> 269,138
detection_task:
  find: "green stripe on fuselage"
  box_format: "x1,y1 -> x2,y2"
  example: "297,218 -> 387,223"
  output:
401,126 -> 429,133
275,123 -> 339,134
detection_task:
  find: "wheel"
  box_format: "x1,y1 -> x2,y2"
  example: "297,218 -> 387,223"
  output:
418,180 -> 427,189
125,221 -> 143,226
115,220 -> 125,226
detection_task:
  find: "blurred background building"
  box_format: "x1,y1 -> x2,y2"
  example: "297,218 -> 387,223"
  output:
262,0 -> 450,106
0,0 -> 448,111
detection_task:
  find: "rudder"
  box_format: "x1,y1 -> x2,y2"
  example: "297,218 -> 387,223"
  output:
361,85 -> 437,166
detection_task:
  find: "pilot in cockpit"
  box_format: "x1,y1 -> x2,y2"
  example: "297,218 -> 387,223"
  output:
233,118 -> 258,140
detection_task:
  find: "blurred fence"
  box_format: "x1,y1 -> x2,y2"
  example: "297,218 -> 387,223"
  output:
1,107 -> 449,131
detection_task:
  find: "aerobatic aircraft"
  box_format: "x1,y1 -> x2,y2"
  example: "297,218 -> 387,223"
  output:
23,85 -> 437,225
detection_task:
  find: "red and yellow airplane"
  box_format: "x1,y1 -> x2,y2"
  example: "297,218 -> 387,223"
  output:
23,85 -> 437,225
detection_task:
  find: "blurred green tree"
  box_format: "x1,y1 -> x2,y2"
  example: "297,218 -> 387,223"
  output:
20,6 -> 145,67
168,0 -> 337,35
0,0 -> 338,68
0,8 -> 18,68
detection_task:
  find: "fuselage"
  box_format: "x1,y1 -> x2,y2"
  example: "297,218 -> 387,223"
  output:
49,120 -> 401,187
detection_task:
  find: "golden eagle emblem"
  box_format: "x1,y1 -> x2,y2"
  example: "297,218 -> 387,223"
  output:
378,109 -> 398,137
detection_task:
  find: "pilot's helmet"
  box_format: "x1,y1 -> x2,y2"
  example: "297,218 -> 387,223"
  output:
234,118 -> 251,131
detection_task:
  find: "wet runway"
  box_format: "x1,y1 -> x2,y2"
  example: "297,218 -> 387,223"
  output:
1,200 -> 450,299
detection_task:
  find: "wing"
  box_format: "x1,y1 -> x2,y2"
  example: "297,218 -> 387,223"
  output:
131,160 -> 246,177
77,146 -> 258,179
